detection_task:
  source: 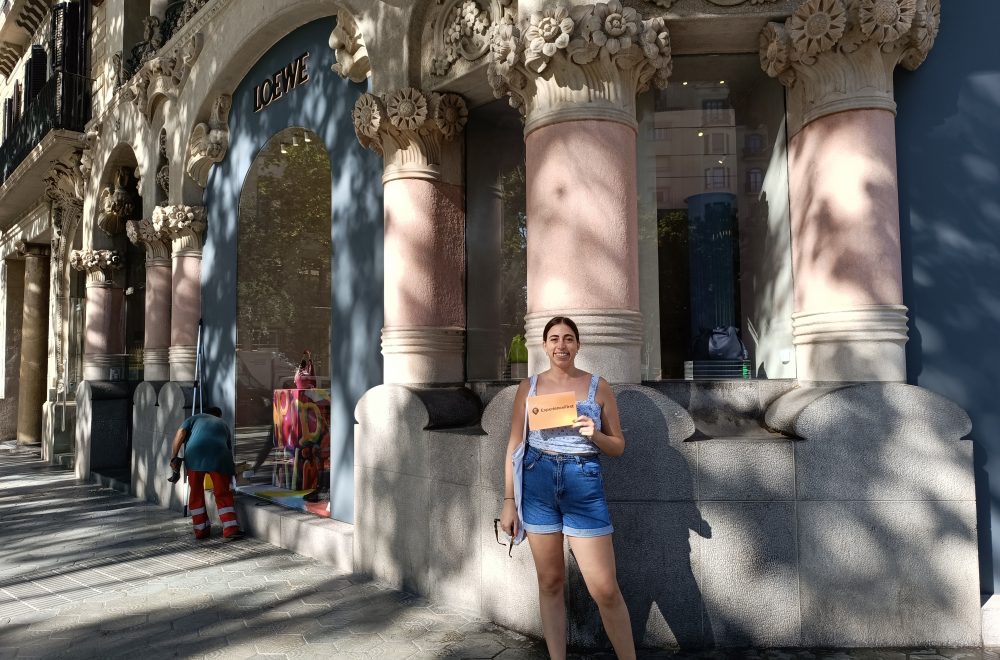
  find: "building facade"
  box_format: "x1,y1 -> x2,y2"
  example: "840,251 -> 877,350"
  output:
1,0 -> 998,649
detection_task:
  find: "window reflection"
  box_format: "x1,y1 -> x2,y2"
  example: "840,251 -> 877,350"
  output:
466,100 -> 528,381
236,127 -> 331,426
638,55 -> 795,380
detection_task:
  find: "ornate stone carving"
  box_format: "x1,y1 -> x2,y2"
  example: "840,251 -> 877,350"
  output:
430,0 -> 493,76
15,241 -> 50,258
79,127 -> 99,181
758,0 -> 940,135
69,249 -> 124,286
97,168 -> 135,236
352,89 -> 468,183
126,218 -> 171,263
651,0 -> 778,7
186,94 -> 232,187
44,152 -> 86,394
487,0 -> 672,132
330,10 -> 370,82
156,130 -> 170,198
124,33 -> 204,119
153,204 -> 208,254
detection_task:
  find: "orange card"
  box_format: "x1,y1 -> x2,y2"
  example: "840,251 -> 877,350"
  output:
527,391 -> 577,431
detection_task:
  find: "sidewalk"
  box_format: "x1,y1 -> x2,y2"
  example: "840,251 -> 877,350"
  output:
0,446 -> 994,659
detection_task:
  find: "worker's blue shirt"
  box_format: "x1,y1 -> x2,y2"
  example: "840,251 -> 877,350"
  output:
182,414 -> 235,475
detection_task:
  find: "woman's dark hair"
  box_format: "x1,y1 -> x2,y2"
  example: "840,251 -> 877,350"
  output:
204,406 -> 223,417
542,316 -> 580,342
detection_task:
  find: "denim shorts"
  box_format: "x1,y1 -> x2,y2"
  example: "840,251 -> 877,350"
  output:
521,445 -> 614,538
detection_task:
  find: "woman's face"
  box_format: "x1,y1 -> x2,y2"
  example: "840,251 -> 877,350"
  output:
544,323 -> 579,368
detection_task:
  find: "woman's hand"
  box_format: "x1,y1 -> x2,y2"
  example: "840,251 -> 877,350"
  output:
573,415 -> 596,437
500,498 -> 519,538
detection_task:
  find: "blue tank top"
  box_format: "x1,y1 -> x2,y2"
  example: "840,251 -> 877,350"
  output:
526,374 -> 602,455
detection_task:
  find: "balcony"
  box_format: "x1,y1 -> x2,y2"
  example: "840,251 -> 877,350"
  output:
0,71 -> 90,227
0,0 -> 48,77
120,0 -> 208,87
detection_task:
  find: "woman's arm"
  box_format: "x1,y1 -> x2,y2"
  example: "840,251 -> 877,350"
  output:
499,379 -> 530,537
576,378 -> 625,457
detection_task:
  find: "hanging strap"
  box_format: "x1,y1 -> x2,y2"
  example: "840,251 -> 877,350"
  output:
587,374 -> 599,402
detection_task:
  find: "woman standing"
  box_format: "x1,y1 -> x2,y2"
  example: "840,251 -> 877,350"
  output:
499,317 -> 635,659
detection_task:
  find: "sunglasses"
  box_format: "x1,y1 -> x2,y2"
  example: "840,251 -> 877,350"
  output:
493,518 -> 514,557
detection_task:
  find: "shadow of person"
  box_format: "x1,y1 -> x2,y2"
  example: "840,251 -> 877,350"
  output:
567,385 -> 714,650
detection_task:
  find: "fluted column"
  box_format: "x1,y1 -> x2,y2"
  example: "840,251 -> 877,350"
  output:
154,205 -> 206,382
15,243 -> 51,445
353,88 -> 468,384
70,249 -> 126,381
487,0 -> 672,382
759,0 -> 940,382
126,218 -> 172,381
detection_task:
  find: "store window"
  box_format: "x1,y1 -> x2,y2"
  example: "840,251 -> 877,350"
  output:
637,55 -> 795,380
466,100 -> 528,381
235,127 -> 332,425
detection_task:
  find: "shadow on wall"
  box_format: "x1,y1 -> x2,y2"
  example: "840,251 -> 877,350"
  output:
895,8 -> 1000,593
569,387 -> 712,648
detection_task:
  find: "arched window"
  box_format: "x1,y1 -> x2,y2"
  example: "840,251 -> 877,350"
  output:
236,127 -> 331,426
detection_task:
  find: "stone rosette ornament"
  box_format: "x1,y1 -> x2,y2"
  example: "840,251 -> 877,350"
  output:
152,204 -> 208,253
69,249 -> 124,277
486,0 -> 673,130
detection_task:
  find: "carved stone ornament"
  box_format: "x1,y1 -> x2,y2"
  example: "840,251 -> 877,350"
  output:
152,204 -> 208,254
428,0 -> 500,77
124,32 -> 204,119
69,249 -> 124,286
759,0 -> 941,135
650,0 -> 778,8
329,10 -> 370,83
186,94 -> 232,187
126,218 -> 171,263
97,168 -> 136,236
79,127 -> 99,180
157,130 -> 170,197
487,0 -> 673,133
353,88 -> 468,183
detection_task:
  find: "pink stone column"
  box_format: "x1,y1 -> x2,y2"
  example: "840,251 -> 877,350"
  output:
786,111 -> 908,382
71,249 -> 126,382
127,219 -> 172,381
381,177 -> 466,384
523,120 -> 643,382
155,205 -> 207,383
758,2 -> 942,382
354,89 -> 468,385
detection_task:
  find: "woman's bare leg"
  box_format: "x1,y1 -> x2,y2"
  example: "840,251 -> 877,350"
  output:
568,534 -> 635,660
527,531 -> 567,660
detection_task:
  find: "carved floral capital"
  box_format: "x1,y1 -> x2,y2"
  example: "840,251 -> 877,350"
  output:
486,0 -> 673,134
126,218 -> 171,263
44,151 -> 86,235
759,0 -> 940,135
330,10 -> 370,83
353,88 -> 469,184
186,94 -> 232,187
69,249 -> 124,286
153,204 -> 208,255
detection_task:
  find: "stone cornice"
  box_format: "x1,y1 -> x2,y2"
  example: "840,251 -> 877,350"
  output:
69,249 -> 124,286
126,218 -> 172,264
186,94 -> 232,187
153,204 -> 207,255
759,0 -> 940,136
353,88 -> 469,184
487,0 -> 672,134
330,9 -> 370,83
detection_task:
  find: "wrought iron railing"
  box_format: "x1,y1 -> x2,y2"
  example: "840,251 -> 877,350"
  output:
0,72 -> 91,186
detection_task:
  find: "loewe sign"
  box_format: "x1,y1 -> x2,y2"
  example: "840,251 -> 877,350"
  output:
253,52 -> 311,113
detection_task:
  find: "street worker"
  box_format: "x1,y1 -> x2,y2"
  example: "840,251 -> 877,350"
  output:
169,406 -> 243,540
